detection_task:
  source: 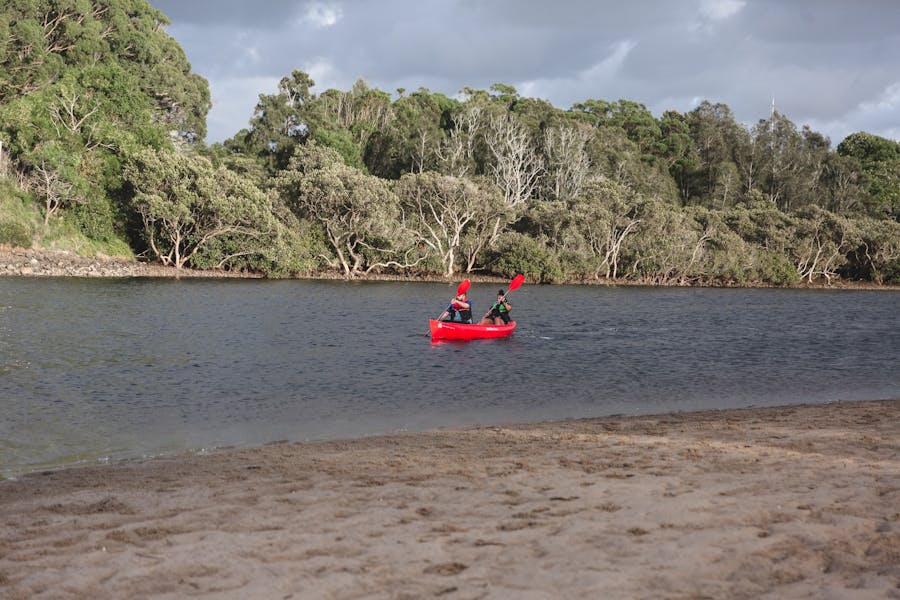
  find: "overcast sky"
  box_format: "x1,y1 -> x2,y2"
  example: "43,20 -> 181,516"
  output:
148,0 -> 900,147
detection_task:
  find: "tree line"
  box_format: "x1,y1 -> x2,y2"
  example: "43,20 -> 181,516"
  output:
1,1 -> 898,285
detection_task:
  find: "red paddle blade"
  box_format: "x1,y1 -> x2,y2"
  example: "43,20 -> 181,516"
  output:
457,279 -> 471,295
508,274 -> 525,292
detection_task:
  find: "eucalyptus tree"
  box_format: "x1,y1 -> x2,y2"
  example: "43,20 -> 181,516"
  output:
750,112 -> 831,212
509,95 -> 562,139
789,207 -> 857,282
366,88 -> 458,179
842,217 -> 900,283
572,99 -> 662,160
458,177 -> 508,272
586,126 -> 679,204
243,70 -> 320,173
522,176 -> 643,280
488,83 -> 520,110
608,100 -> 662,160
570,177 -> 643,280
484,113 -> 543,209
29,154 -> 78,225
320,78 -> 393,134
686,101 -> 750,205
625,201 -> 710,284
710,161 -> 741,210
436,105 -> 484,178
542,123 -> 592,201
125,148 -> 277,269
394,171 -> 502,276
275,142 -> 407,276
837,132 -> 900,219
657,110 -> 698,201
818,153 -> 867,214
317,78 -> 394,170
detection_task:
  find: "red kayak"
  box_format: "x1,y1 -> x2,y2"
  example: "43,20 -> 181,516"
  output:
429,319 -> 517,341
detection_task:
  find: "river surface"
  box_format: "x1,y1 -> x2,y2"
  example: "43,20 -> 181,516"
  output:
1,277 -> 898,476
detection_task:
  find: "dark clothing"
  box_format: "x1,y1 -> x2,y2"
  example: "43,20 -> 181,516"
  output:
489,306 -> 511,324
489,298 -> 511,324
445,298 -> 473,323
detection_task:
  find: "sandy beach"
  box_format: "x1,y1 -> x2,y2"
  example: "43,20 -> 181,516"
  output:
1,399 -> 899,599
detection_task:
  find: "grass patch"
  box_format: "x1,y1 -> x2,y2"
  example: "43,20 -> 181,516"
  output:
0,176 -> 133,258
0,177 -> 37,247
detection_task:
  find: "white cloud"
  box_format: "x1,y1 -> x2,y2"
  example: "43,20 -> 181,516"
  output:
583,40 -> 637,80
299,3 -> 343,29
518,40 -> 636,105
690,0 -> 745,35
302,58 -> 343,91
206,76 -> 280,142
859,81 -> 900,114
846,81 -> 900,140
804,81 -> 900,144
700,0 -> 745,21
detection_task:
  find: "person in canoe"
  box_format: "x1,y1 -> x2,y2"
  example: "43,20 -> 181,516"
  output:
480,289 -> 512,325
439,291 -> 473,323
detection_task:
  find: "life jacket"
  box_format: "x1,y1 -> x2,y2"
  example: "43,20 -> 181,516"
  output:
449,297 -> 473,322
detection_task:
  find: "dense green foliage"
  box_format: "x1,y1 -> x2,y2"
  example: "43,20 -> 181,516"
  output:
0,0 -> 210,252
1,1 -> 898,283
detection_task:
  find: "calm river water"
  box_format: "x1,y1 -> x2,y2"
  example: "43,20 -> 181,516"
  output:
1,277 -> 898,476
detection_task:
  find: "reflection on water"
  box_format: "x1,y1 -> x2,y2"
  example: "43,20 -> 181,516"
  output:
1,277 -> 898,475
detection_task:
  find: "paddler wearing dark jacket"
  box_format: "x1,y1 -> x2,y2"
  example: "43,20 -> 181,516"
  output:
480,289 -> 511,325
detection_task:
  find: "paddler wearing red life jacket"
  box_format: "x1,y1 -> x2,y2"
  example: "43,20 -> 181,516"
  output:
440,292 -> 473,323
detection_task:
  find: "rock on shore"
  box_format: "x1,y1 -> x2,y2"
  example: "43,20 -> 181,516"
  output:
0,247 -> 254,278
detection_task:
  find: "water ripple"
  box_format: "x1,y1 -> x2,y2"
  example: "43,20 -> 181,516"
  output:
0,279 -> 898,476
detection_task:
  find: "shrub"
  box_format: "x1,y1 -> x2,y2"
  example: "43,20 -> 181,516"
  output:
484,232 -> 564,283
878,259 -> 900,285
0,221 -> 31,247
70,197 -> 117,241
756,250 -> 801,285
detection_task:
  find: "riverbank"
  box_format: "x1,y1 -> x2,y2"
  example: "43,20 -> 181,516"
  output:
0,247 -> 261,279
1,246 -> 897,289
1,399 -> 898,599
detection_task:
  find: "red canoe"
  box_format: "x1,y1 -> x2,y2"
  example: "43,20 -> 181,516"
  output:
429,319 -> 517,341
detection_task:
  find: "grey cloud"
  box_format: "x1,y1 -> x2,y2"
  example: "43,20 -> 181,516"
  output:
737,0 -> 900,44
146,0 -> 900,144
151,0 -> 306,27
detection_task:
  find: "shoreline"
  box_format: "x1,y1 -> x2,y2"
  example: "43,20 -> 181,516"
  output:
2,398 -> 899,598
2,246 -> 898,290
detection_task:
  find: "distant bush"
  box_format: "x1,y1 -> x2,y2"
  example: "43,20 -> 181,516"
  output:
485,232 -> 565,283
0,221 -> 31,247
0,178 -> 36,246
70,197 -> 118,241
756,250 -> 801,285
881,260 -> 900,285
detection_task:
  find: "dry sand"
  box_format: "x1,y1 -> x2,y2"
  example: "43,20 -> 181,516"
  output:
1,399 -> 899,599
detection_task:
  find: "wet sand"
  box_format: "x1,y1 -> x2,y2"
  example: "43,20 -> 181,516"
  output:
1,399 -> 899,599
